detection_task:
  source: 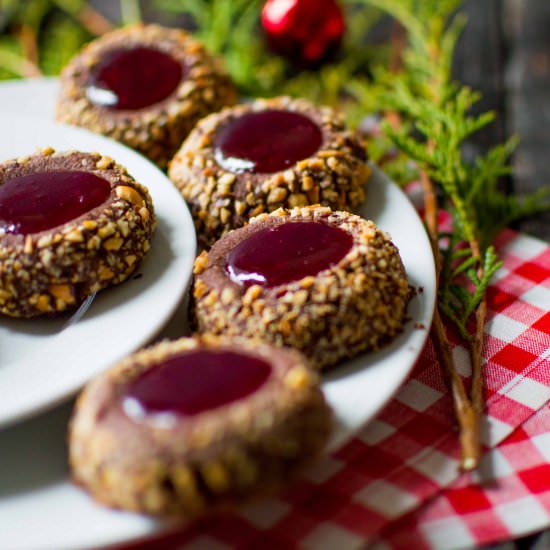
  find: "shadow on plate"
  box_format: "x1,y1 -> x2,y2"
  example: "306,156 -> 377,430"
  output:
0,314 -> 68,337
0,400 -> 73,497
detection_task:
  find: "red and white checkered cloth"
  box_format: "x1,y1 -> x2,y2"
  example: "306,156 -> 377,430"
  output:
130,228 -> 550,550
379,405 -> 550,549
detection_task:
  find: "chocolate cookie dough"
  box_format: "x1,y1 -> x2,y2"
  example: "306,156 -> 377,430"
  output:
169,96 -> 370,246
69,335 -> 331,516
0,148 -> 155,317
56,24 -> 236,168
193,206 -> 410,370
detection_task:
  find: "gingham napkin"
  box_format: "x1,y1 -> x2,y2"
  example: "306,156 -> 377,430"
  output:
377,405 -> 550,549
129,227 -> 549,549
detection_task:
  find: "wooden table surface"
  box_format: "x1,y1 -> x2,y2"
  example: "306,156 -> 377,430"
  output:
456,0 -> 550,242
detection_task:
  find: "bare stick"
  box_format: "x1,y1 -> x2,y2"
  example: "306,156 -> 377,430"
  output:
77,5 -> 114,35
17,26 -> 42,77
432,307 -> 481,469
388,21 -> 482,470
467,238 -> 487,463
419,170 -> 481,470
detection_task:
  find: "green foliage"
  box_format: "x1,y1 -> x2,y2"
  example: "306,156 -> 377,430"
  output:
50,0 -> 88,18
154,0 -> 383,101
0,35 -> 23,78
119,0 -> 142,25
14,0 -> 50,31
0,0 -> 95,77
468,138 -> 550,249
156,0 -> 283,96
39,11 -> 89,75
356,0 -> 549,338
440,237 -> 503,340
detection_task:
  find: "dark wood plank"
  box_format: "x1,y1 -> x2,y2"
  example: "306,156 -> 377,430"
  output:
454,0 -> 508,161
504,0 -> 550,239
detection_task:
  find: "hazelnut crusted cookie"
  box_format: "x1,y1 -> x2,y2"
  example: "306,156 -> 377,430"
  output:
69,335 -> 331,516
56,24 -> 236,168
0,148 -> 155,317
193,206 -> 410,370
169,96 -> 370,246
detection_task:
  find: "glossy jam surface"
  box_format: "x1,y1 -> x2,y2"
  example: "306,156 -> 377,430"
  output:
0,171 -> 111,235
226,221 -> 353,288
87,47 -> 183,110
122,349 -> 272,419
214,109 -> 322,174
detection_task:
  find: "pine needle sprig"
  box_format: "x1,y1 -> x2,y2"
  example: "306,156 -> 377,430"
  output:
50,0 -> 113,35
357,0 -> 549,470
440,239 -> 502,341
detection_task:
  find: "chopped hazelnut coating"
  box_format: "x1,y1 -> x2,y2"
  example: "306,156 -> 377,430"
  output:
169,97 -> 370,246
56,24 -> 236,168
193,206 -> 411,370
69,335 -> 331,516
0,149 -> 156,318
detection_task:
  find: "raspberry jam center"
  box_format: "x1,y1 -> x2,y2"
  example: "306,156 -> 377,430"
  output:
214,109 -> 322,174
226,221 -> 353,288
122,349 -> 272,419
87,47 -> 183,110
0,171 -> 111,235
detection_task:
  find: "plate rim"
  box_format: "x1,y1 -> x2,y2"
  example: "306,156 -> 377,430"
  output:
324,163 -> 436,450
0,110 -> 197,428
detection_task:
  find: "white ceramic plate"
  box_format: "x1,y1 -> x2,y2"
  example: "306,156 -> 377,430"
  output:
0,79 -> 435,550
0,113 -> 197,427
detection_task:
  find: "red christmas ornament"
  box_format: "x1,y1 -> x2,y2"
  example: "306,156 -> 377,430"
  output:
261,0 -> 345,67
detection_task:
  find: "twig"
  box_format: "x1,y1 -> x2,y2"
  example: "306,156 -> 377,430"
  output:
0,49 -> 41,78
386,23 -> 482,468
16,26 -> 42,77
76,5 -> 114,35
51,0 -> 114,35
419,169 -> 481,470
467,239 -> 487,459
389,21 -> 406,73
470,301 -> 486,417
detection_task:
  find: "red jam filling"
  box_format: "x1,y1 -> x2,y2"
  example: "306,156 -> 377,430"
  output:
0,171 -> 111,235
226,221 -> 353,288
86,47 -> 183,110
122,349 -> 272,419
214,109 -> 322,174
